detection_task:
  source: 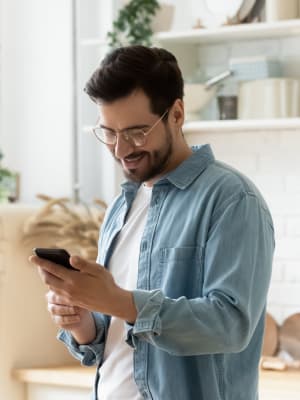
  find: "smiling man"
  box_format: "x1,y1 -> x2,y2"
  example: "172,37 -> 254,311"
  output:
31,45 -> 275,400
96,89 -> 190,185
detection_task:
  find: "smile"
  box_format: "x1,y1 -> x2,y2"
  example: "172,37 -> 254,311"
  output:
123,153 -> 146,169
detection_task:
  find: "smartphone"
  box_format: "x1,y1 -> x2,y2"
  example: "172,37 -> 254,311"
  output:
33,248 -> 76,270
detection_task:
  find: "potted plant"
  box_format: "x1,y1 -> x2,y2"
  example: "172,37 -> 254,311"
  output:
0,149 -> 18,203
107,0 -> 160,48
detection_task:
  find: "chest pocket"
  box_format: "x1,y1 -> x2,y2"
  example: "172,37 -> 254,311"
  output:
154,246 -> 204,299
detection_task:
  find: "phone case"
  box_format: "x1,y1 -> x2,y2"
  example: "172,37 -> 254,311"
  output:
33,248 -> 76,270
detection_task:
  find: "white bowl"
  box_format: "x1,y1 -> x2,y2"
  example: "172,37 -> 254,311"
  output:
184,83 -> 217,121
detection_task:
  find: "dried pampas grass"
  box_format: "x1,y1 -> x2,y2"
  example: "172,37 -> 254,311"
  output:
23,194 -> 107,260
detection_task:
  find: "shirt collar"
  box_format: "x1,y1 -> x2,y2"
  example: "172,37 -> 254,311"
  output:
158,144 -> 215,190
121,144 -> 215,192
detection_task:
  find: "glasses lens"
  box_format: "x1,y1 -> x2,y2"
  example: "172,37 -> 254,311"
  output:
93,127 -> 149,146
93,128 -> 116,145
128,130 -> 146,146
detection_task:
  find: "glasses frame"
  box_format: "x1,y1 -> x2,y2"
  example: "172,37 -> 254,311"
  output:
92,109 -> 169,147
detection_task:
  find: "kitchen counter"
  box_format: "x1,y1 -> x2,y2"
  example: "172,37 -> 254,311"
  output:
259,369 -> 300,400
12,365 -> 95,389
13,365 -> 300,399
12,365 -> 95,400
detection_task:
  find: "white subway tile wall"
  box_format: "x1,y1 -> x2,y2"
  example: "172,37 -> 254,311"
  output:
187,35 -> 300,323
187,129 -> 300,323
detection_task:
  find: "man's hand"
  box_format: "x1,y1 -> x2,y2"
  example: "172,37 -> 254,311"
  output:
46,290 -> 81,329
29,254 -> 137,324
45,290 -> 96,344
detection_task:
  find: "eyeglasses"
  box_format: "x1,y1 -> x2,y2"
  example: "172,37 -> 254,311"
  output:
92,109 -> 169,147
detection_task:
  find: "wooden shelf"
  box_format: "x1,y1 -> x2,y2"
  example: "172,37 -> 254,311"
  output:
155,19 -> 300,45
79,20 -> 300,48
184,118 -> 300,133
12,365 -> 95,389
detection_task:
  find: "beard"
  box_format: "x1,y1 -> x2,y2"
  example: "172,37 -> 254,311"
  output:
113,125 -> 173,183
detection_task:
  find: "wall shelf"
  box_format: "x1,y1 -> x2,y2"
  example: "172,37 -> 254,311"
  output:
155,19 -> 300,45
184,118 -> 300,133
80,20 -> 300,48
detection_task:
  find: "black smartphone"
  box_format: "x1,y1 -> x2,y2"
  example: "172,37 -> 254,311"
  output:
33,248 -> 76,270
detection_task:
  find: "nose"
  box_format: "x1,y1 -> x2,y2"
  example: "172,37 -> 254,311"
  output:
114,133 -> 135,160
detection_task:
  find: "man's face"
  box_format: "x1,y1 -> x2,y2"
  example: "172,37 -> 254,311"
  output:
97,90 -> 176,185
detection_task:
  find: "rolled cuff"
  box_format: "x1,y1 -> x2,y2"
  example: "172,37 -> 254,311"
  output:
126,289 -> 164,348
57,312 -> 106,366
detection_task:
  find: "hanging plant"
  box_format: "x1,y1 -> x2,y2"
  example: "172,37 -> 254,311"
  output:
107,0 -> 160,48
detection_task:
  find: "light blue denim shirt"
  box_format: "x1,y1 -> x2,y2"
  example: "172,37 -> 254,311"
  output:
59,144 -> 275,400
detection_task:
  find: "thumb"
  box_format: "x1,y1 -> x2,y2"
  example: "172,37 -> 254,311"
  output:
69,255 -> 98,274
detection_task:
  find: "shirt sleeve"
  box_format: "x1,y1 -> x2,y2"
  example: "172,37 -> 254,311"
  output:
57,312 -> 107,366
126,192 -> 275,356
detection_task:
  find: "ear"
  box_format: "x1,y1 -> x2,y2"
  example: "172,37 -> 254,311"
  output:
170,99 -> 184,127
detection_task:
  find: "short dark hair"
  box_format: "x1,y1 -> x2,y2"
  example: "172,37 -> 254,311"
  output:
84,45 -> 184,116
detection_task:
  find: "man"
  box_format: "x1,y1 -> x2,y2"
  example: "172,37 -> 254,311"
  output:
30,45 -> 275,400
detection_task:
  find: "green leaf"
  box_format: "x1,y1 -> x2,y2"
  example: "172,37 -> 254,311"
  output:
106,0 -> 159,47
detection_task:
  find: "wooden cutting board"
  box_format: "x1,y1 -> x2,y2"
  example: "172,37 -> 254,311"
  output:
262,313 -> 279,356
279,313 -> 300,359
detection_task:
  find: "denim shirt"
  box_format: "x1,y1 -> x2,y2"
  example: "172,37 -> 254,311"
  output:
59,144 -> 275,400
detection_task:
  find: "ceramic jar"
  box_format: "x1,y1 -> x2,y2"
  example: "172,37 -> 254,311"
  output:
265,0 -> 298,22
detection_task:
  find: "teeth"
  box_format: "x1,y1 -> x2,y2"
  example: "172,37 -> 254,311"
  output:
125,154 -> 143,162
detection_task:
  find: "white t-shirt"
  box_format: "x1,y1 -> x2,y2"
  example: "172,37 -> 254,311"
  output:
98,184 -> 152,400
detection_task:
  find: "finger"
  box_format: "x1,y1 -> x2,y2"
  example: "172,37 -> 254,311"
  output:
29,255 -> 54,270
52,314 -> 81,327
46,290 -> 70,306
46,290 -> 58,304
37,266 -> 55,285
38,266 -> 64,289
28,254 -> 36,264
37,265 -> 48,282
31,255 -> 70,281
48,303 -> 77,316
69,255 -> 101,275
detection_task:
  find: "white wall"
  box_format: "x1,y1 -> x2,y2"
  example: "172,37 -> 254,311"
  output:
187,128 -> 300,325
0,0 -> 73,203
75,0 -> 121,206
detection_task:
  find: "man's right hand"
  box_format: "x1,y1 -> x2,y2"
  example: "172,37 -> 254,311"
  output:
46,290 -> 96,344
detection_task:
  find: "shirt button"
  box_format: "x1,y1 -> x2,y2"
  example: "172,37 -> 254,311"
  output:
141,241 -> 148,252
153,196 -> 159,205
